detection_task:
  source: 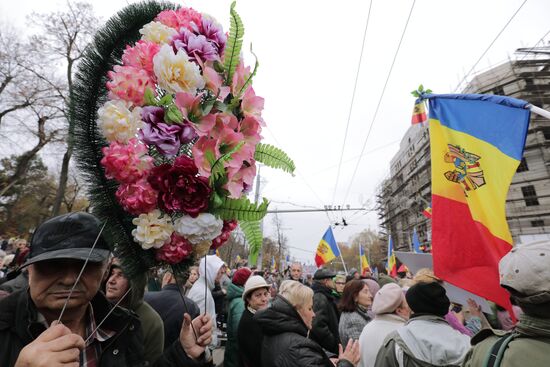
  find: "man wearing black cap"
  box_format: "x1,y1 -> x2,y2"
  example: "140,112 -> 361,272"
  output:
310,268 -> 341,355
374,281 -> 470,367
0,212 -> 212,367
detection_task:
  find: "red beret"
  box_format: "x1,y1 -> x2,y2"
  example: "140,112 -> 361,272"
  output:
232,267 -> 252,286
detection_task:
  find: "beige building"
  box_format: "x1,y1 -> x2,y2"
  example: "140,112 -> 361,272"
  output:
376,46 -> 550,250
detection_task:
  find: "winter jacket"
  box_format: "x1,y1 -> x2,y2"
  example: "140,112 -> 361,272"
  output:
238,307 -> 264,367
374,314 -> 471,367
310,282 -> 341,354
339,306 -> 371,346
358,313 -> 407,367
462,313 -> 550,367
224,282 -> 245,367
0,289 -> 207,367
255,295 -> 354,367
144,283 -> 200,349
187,255 -> 225,347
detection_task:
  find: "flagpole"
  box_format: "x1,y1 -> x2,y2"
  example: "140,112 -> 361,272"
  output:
336,242 -> 348,274
527,104 -> 550,120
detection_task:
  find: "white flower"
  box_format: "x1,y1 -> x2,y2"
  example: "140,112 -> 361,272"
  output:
131,210 -> 174,250
153,44 -> 205,95
174,213 -> 223,244
139,21 -> 178,44
98,100 -> 143,143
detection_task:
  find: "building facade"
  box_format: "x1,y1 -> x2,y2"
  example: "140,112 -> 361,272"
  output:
377,46 -> 550,250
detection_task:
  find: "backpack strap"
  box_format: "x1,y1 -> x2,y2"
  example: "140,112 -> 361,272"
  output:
483,333 -> 516,367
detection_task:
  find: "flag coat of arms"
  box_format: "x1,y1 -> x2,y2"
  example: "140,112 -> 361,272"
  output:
315,227 -> 340,267
359,245 -> 370,275
428,93 -> 530,313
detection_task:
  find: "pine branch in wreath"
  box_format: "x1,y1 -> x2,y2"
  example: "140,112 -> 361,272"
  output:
71,1 -> 177,279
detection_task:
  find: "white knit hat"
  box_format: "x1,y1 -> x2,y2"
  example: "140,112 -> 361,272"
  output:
242,275 -> 269,300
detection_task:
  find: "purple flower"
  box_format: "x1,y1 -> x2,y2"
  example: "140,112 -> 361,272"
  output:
141,106 -> 165,125
192,16 -> 226,55
139,122 -> 183,157
180,122 -> 197,144
172,28 -> 219,63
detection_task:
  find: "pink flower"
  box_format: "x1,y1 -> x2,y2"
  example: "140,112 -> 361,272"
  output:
239,116 -> 262,145
191,137 -> 219,177
225,161 -> 257,198
172,28 -> 219,63
202,65 -> 230,100
115,178 -> 158,215
231,61 -> 250,95
175,92 -> 216,136
155,233 -> 193,264
122,40 -> 160,78
241,87 -> 265,126
156,7 -> 202,31
101,139 -> 153,183
107,65 -> 155,106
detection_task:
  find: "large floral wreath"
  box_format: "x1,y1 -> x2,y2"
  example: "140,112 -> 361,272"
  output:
72,1 -> 294,277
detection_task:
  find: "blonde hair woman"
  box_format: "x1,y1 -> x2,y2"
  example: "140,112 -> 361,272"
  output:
256,280 -> 360,367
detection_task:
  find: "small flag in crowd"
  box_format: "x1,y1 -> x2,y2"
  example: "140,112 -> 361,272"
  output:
271,256 -> 277,272
428,93 -> 530,317
412,227 -> 421,253
387,236 -> 397,277
411,99 -> 428,125
315,227 -> 340,267
359,245 -> 370,275
236,254 -> 241,263
422,204 -> 432,219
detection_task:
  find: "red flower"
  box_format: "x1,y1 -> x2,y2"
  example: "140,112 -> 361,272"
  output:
148,156 -> 212,217
212,220 -> 238,249
155,233 -> 193,264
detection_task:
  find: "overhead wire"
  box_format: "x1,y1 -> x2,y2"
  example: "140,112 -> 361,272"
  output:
331,0 -> 373,208
453,0 -> 528,92
342,0 -> 417,205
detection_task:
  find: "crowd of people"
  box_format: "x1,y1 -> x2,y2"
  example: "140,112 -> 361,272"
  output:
0,212 -> 549,366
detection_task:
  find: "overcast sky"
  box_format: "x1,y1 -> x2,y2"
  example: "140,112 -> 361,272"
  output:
2,0 -> 549,265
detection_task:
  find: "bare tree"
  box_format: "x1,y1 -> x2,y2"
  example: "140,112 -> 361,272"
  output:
272,213 -> 289,268
26,1 -> 100,215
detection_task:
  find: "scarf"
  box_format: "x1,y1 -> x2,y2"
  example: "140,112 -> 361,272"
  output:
516,314 -> 550,338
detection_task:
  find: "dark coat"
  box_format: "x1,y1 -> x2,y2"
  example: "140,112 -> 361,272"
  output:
0,289 -> 204,367
310,282 -> 341,354
144,283 -> 200,350
238,307 -> 263,367
255,295 -> 353,367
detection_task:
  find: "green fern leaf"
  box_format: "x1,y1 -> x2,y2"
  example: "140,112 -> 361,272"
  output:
224,1 -> 245,84
254,143 -> 295,174
240,220 -> 263,265
213,197 -> 269,221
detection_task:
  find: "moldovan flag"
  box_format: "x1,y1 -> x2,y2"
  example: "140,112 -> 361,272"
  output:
359,246 -> 370,275
422,205 -> 432,219
387,236 -> 397,277
428,94 -> 530,314
315,227 -> 340,267
411,99 -> 428,125
412,227 -> 421,253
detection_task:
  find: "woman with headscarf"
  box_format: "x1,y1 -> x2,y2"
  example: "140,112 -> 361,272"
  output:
338,280 -> 373,346
256,280 -> 360,367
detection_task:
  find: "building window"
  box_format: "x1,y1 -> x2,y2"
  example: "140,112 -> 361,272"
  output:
531,220 -> 544,227
522,185 -> 539,206
517,157 -> 529,172
543,127 -> 550,140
